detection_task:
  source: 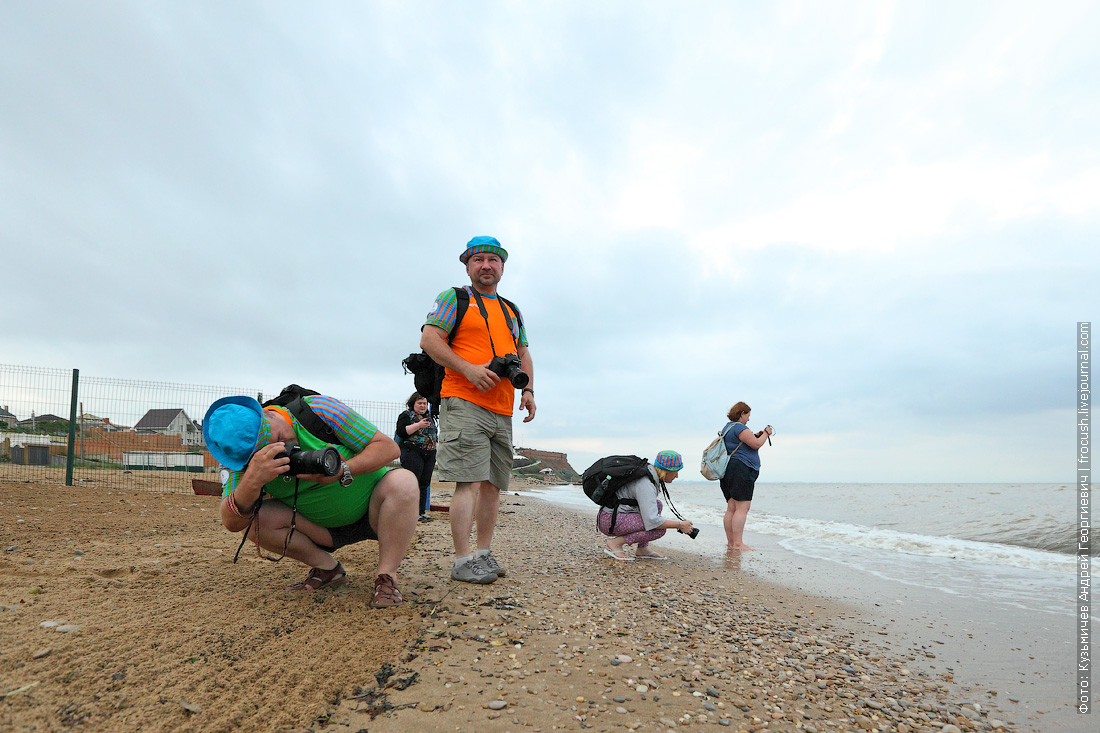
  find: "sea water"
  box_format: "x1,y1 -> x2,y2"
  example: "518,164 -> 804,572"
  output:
525,481 -> 1086,618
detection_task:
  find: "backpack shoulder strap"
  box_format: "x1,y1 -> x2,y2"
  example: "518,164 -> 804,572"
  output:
283,395 -> 347,450
497,296 -> 522,348
447,286 -> 470,345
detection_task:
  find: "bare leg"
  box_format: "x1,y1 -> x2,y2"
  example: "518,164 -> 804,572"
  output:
250,501 -> 339,569
450,481 -> 480,557
474,481 -> 500,551
723,498 -> 736,546
367,468 -> 420,578
604,535 -> 631,559
727,500 -> 754,550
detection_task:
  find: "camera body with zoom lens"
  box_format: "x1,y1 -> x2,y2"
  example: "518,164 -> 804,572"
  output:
488,353 -> 529,388
278,442 -> 341,477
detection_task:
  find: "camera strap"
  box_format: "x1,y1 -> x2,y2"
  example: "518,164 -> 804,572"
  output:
469,288 -> 520,357
231,479 -> 300,564
656,477 -> 687,523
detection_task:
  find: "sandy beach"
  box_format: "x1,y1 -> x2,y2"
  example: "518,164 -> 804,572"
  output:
2,479 -> 1033,731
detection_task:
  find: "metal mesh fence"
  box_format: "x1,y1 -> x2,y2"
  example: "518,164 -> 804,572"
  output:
0,364 -> 404,494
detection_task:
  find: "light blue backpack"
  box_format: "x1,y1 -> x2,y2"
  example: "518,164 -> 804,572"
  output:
700,423 -> 740,481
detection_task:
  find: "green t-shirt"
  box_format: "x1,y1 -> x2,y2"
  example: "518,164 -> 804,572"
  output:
222,396 -> 387,528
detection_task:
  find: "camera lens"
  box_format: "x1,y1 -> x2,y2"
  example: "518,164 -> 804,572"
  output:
508,368 -> 529,389
284,445 -> 341,476
319,448 -> 340,476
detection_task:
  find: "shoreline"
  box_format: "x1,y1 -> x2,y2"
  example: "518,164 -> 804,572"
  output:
512,484 -> 1080,732
0,480 -> 1047,731
333,485 -> 1029,731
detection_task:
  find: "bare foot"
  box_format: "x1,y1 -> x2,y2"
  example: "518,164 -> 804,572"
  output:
604,540 -> 633,561
726,543 -> 755,551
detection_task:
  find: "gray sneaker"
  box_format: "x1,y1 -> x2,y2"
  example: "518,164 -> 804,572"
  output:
451,557 -> 498,584
479,551 -> 506,578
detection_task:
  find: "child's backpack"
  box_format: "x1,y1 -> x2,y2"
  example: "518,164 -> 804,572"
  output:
700,423 -> 740,481
402,287 -> 524,415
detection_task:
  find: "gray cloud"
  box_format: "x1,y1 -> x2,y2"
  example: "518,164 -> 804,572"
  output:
2,1 -> 1096,481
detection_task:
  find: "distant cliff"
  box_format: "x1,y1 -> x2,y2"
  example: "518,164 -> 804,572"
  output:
512,447 -> 580,483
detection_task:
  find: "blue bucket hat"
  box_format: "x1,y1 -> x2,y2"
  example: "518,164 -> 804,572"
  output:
459,235 -> 508,264
202,396 -> 264,470
654,450 -> 683,473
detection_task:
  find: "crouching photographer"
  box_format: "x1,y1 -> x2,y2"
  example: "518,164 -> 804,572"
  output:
203,388 -> 419,608
598,451 -> 695,562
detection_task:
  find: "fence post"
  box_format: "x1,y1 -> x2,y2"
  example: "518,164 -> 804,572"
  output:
65,368 -> 79,486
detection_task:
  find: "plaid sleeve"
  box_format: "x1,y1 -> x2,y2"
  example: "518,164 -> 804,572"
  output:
424,287 -> 460,334
303,395 -> 376,453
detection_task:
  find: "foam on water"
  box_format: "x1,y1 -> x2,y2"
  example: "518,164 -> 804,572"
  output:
741,512 -> 1074,575
524,481 -> 1081,617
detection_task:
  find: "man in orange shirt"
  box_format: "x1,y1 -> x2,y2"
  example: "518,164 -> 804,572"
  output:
420,236 -> 536,584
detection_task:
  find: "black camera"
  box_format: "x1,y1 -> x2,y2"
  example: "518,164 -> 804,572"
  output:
278,442 -> 341,477
488,353 -> 529,389
679,527 -> 700,540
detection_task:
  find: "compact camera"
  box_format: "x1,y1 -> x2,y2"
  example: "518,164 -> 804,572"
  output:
488,353 -> 530,389
679,527 -> 701,540
278,442 -> 341,476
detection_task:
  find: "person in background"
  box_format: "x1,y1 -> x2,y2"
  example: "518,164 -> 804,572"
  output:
721,401 -> 773,551
598,451 -> 694,561
396,392 -> 437,522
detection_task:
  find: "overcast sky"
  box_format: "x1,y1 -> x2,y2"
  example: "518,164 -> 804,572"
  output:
2,1 -> 1096,482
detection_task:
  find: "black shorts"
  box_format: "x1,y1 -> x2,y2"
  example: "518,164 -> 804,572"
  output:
720,459 -> 759,502
320,511 -> 378,551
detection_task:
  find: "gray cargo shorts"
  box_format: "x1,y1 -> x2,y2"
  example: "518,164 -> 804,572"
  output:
435,396 -> 513,490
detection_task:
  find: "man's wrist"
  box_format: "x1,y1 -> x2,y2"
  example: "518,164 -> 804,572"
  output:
521,387 -> 534,395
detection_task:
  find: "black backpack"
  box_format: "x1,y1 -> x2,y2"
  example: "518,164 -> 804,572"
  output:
403,287 -> 524,414
582,455 -> 654,505
581,455 -> 657,533
262,384 -> 349,450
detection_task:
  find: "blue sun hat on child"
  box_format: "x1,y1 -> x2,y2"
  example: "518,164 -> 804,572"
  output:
459,235 -> 508,264
654,450 -> 683,472
202,396 -> 266,471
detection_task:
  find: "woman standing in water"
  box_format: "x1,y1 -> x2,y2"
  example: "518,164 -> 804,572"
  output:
721,402 -> 772,550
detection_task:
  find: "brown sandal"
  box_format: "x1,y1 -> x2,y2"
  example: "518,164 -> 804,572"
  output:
369,574 -> 403,608
287,561 -> 348,591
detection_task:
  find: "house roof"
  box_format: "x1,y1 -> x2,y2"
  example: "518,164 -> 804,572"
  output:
0,407 -> 16,420
134,409 -> 189,430
17,414 -> 67,424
